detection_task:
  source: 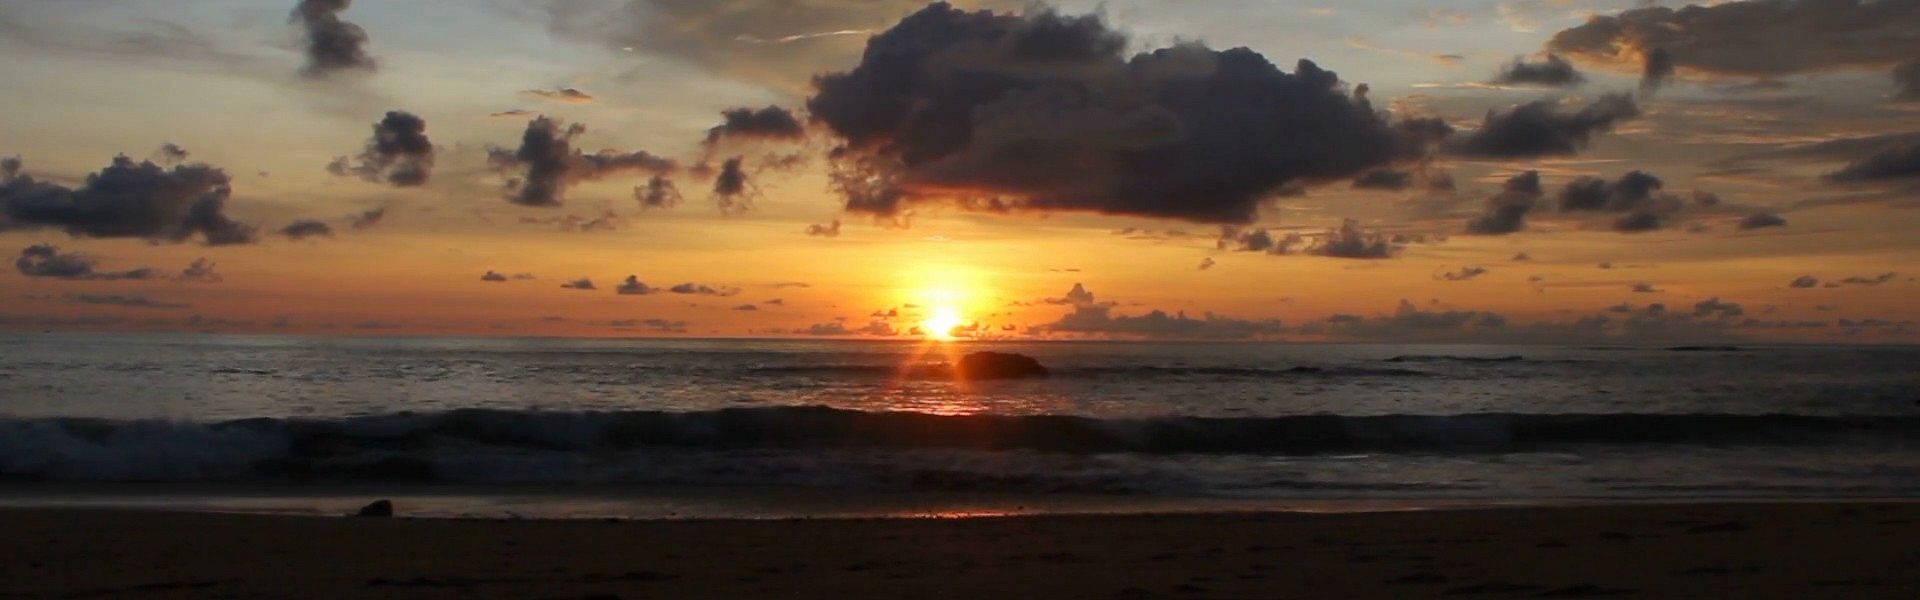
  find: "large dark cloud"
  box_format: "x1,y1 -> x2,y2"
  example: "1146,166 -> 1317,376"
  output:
704,106 -> 806,147
328,111 -> 433,187
1546,1 -> 1920,83
804,3 -> 1430,224
291,0 -> 375,77
1451,94 -> 1639,158
1,155 -> 255,245
14,244 -> 156,280
1825,140 -> 1920,181
1464,170 -> 1543,235
488,117 -> 677,207
1491,54 -> 1584,87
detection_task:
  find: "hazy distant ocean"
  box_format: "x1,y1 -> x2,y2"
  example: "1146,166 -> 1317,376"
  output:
2,334 -> 1916,514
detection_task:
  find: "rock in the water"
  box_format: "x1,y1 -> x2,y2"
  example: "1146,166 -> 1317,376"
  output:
356,499 -> 394,517
956,351 -> 1048,380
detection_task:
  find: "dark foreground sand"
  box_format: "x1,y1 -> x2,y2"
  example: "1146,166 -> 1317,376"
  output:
1,503 -> 1915,599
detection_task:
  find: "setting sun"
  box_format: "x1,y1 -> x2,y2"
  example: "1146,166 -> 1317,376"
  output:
921,306 -> 965,341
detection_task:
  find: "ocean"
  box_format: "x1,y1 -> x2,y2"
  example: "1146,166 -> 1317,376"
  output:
2,333 -> 1915,517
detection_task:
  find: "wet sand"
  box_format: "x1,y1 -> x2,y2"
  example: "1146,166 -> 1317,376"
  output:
1,502 -> 1915,598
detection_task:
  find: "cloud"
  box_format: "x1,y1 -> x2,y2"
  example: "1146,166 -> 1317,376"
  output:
1304,299 -> 1508,341
1037,285 -> 1283,339
560,278 -> 596,290
521,88 -> 596,104
1631,282 -> 1662,293
175,258 -> 221,283
1737,212 -> 1788,230
1351,169 -> 1415,190
616,275 -> 657,295
1640,47 -> 1675,94
1693,297 -> 1744,319
634,175 -> 683,209
1344,35 -> 1464,66
1436,266 -> 1489,281
542,0 -> 943,90
1198,257 -> 1216,270
488,116 -> 678,207
481,270 -> 509,282
1312,219 -> 1397,259
1825,140 -> 1920,182
802,321 -> 853,336
1451,94 -> 1639,158
732,304 -> 759,311
292,0 -> 375,77
1546,1 -> 1920,83
704,106 -> 806,148
1043,304 -> 1286,340
1491,54 -> 1584,86
1464,170 -> 1543,235
327,111 -> 433,187
711,156 -> 752,214
156,143 -> 190,163
1218,219 -> 1399,259
805,4 -> 1431,224
1897,58 -> 1920,100
1553,170 -> 1687,232
65,294 -> 186,309
278,219 -> 335,240
1790,275 -> 1820,289
1045,283 -> 1100,306
1,155 -> 255,245
14,244 -> 155,280
806,219 -> 842,237
350,207 -> 386,230
1841,272 -> 1898,286
669,283 -> 740,297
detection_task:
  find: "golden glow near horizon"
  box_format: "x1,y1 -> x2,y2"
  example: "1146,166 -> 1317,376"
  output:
902,264 -> 991,341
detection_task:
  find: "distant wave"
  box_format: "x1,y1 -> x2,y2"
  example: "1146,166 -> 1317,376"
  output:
1385,355 -> 1524,364
752,365 -> 1431,378
2,408 -> 1913,483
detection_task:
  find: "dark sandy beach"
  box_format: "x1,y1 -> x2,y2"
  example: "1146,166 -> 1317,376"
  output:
1,502 -> 1915,598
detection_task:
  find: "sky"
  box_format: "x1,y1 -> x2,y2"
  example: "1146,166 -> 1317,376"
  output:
2,0 -> 1918,343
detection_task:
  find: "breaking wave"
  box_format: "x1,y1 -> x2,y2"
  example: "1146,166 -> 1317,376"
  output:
2,408 -> 1913,484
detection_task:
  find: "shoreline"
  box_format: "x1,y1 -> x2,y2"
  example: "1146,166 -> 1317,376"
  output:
3,481 -> 1912,520
2,502 -> 1915,598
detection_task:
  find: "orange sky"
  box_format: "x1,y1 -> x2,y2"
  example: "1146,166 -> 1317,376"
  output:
2,1 -> 1917,343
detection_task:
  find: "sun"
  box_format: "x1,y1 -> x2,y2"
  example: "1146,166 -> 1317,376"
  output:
921,306 -> 966,341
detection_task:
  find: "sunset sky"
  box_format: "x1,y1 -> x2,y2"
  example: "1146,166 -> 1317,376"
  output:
3,0 -> 1917,342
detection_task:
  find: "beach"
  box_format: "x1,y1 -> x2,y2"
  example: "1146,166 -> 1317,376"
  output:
2,502 -> 1915,599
